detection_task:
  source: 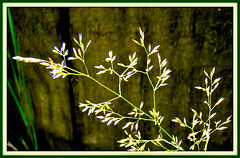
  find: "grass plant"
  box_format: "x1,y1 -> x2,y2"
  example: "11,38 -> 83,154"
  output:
12,27 -> 231,151
7,8 -> 38,151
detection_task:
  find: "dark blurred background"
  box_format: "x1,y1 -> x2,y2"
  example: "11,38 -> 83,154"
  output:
7,7 -> 233,151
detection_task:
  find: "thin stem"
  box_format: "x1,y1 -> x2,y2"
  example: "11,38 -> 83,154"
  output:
118,77 -> 122,95
119,95 -> 152,120
142,45 -> 157,112
96,107 -> 152,122
135,70 -> 147,74
204,78 -> 213,151
208,78 -> 213,128
145,72 -> 156,111
135,137 -> 182,151
153,90 -> 156,112
63,66 -> 86,76
155,67 -> 162,90
118,66 -> 131,95
104,96 -> 121,103
118,116 -> 153,122
111,111 -> 143,121
156,122 -> 174,145
83,60 -> 89,76
142,45 -> 148,56
146,73 -> 155,90
142,45 -> 155,89
204,138 -> 209,151
87,75 -> 120,97
121,66 -> 131,77
112,69 -> 120,77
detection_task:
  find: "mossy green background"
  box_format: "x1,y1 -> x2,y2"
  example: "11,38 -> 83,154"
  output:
7,7 -> 233,151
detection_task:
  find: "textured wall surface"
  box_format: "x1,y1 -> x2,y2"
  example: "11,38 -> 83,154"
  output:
7,7 -> 233,151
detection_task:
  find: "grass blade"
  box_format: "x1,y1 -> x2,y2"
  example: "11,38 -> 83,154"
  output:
7,80 -> 28,125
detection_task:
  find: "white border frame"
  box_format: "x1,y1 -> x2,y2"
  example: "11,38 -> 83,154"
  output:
2,2 -> 238,156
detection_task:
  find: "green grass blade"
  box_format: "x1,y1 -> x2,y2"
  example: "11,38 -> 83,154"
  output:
7,8 -> 18,56
7,79 -> 28,125
8,79 -> 36,150
20,137 -> 30,150
8,8 -> 21,80
8,49 -> 26,117
7,49 -> 20,92
20,64 -> 38,150
11,132 -> 29,150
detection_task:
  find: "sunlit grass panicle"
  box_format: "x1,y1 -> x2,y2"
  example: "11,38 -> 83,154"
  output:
11,27 -> 231,152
